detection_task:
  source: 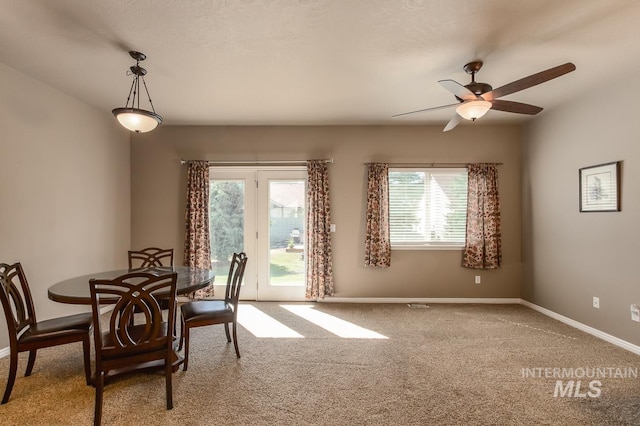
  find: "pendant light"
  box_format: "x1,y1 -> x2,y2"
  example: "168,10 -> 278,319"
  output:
112,51 -> 163,133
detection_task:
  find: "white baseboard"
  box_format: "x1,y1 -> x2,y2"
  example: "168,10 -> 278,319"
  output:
0,347 -> 9,358
520,300 -> 640,356
319,297 -> 522,304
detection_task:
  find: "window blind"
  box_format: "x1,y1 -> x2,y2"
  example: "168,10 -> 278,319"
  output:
389,168 -> 468,247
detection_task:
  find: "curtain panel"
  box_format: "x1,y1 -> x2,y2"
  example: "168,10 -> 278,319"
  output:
305,160 -> 334,299
463,163 -> 502,269
183,161 -> 214,298
364,163 -> 391,268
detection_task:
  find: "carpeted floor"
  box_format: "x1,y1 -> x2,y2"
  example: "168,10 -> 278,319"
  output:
0,303 -> 639,425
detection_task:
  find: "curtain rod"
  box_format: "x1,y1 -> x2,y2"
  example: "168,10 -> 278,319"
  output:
180,158 -> 333,166
364,162 -> 503,167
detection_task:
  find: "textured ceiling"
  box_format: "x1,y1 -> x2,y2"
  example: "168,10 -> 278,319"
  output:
1,0 -> 638,128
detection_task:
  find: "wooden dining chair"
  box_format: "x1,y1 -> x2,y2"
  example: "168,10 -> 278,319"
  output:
89,271 -> 178,426
127,247 -> 174,320
0,262 -> 92,404
128,247 -> 174,269
179,252 -> 247,371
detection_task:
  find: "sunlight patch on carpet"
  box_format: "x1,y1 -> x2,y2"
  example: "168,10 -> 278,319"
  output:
237,304 -> 304,338
280,305 -> 388,339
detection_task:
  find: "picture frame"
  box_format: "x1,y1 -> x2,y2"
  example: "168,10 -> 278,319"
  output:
579,161 -> 621,212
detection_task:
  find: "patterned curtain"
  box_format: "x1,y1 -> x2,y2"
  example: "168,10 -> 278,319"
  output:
364,163 -> 391,268
463,163 -> 502,269
305,160 -> 334,299
183,161 -> 214,298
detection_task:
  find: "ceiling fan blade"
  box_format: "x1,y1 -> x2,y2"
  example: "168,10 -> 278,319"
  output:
438,80 -> 477,101
392,102 -> 459,118
490,99 -> 543,115
481,62 -> 576,101
443,114 -> 461,132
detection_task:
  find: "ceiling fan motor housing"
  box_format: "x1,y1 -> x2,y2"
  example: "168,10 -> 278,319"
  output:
464,82 -> 492,96
455,81 -> 493,101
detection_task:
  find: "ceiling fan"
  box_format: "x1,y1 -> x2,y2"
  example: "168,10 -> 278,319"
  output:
393,61 -> 576,131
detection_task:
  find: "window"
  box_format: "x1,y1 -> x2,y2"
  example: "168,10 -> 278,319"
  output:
388,168 -> 468,249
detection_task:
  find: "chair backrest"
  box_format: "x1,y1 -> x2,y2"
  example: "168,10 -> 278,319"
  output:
128,248 -> 174,269
89,272 -> 177,360
224,252 -> 248,305
0,263 -> 37,343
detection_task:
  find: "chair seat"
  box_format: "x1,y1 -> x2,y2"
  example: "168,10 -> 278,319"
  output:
19,312 -> 93,344
181,300 -> 233,322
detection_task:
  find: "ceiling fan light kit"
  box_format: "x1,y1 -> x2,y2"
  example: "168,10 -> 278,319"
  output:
112,51 -> 163,133
393,60 -> 576,131
456,100 -> 492,121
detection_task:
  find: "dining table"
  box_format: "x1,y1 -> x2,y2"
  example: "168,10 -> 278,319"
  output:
48,265 -> 215,304
48,265 -> 215,376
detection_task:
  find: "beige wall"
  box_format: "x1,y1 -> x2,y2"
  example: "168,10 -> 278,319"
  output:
131,124 -> 522,299
0,63 -> 131,348
522,71 -> 640,346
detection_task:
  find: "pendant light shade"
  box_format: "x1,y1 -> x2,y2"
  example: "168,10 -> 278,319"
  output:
456,100 -> 492,121
112,108 -> 162,133
112,51 -> 163,133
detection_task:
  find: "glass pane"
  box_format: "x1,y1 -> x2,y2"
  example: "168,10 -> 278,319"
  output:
210,180 -> 245,283
269,180 -> 305,286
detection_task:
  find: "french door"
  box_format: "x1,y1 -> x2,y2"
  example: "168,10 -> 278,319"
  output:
209,167 -> 307,301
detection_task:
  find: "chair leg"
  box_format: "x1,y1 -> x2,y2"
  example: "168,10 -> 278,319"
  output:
82,336 -> 92,386
224,322 -> 231,342
182,327 -> 190,372
1,350 -> 19,404
165,357 -> 173,410
94,371 -> 104,426
25,350 -> 37,377
232,321 -> 240,358
172,302 -> 179,340
178,318 -> 184,351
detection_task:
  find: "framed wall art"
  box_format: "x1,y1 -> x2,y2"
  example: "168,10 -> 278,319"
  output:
579,161 -> 621,212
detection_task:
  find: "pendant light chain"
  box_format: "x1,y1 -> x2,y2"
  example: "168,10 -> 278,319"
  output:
140,77 -> 158,114
124,78 -> 136,108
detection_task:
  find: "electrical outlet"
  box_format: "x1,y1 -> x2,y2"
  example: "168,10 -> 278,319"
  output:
631,304 -> 640,322
593,297 -> 600,309
475,275 -> 481,284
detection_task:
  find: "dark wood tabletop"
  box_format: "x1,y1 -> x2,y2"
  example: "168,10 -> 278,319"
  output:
48,266 -> 215,304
